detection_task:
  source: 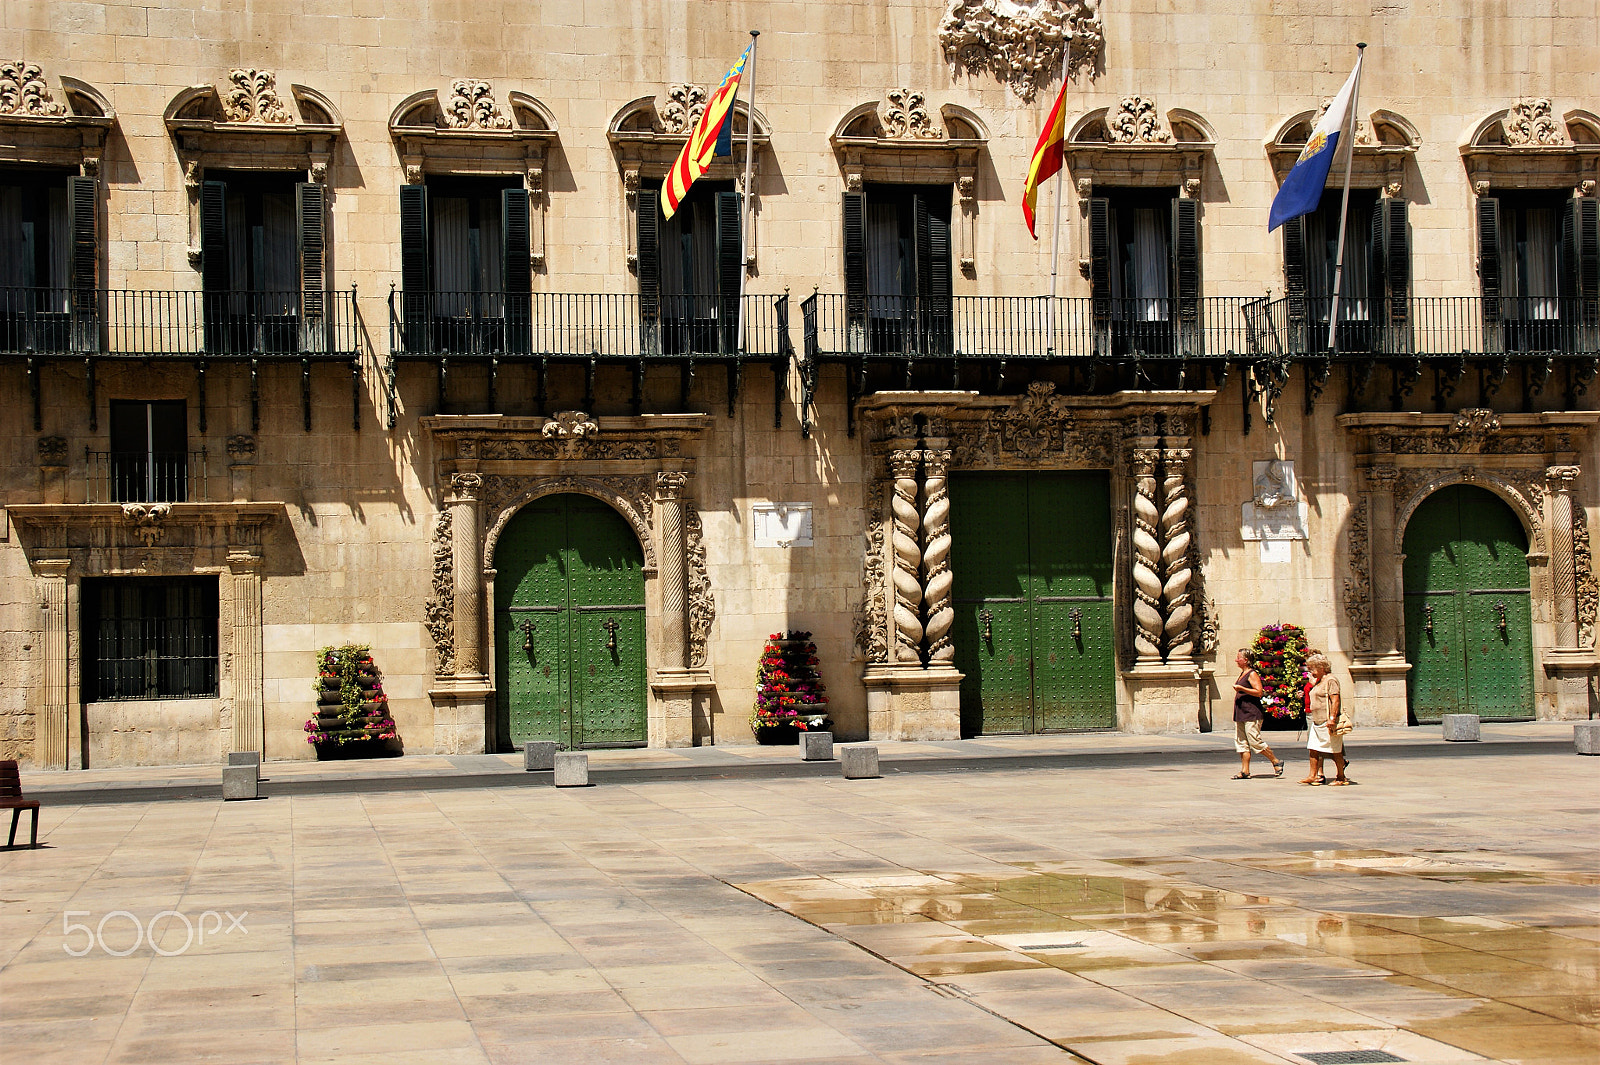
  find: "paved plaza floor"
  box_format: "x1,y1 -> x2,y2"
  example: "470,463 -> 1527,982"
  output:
1,725 -> 1596,1064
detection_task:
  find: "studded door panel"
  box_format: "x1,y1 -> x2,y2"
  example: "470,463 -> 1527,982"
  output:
494,500 -> 569,746
565,497 -> 648,747
1030,473 -> 1116,731
951,473 -> 1033,735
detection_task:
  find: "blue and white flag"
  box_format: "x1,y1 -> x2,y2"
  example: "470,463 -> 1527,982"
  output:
1269,55 -> 1364,232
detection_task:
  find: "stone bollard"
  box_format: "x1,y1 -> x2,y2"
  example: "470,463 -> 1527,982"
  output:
226,751 -> 261,768
554,752 -> 589,787
524,741 -> 559,771
840,745 -> 879,779
1441,714 -> 1481,742
222,763 -> 259,801
800,731 -> 834,762
1575,721 -> 1600,755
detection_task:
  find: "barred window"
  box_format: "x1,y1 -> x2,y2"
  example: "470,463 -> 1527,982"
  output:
82,578 -> 218,701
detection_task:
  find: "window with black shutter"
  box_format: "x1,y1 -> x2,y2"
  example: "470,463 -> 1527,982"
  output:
398,175 -> 524,354
200,170 -> 315,354
1480,189 -> 1573,351
82,577 -> 219,701
843,183 -> 951,354
1088,187 -> 1188,356
0,166 -> 77,352
1280,189 -> 1387,352
634,180 -> 739,354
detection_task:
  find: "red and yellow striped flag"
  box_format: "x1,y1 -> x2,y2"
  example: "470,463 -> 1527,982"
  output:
661,45 -> 752,220
1021,79 -> 1069,239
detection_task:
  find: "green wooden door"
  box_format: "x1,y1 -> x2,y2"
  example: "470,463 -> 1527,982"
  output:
952,471 -> 1115,735
1403,485 -> 1534,723
494,495 -> 647,749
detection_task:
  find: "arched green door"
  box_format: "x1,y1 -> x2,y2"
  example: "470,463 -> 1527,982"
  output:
493,494 -> 647,749
951,471 -> 1116,735
1402,485 -> 1535,722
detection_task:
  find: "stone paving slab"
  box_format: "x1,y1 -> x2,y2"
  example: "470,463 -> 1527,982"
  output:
1,736 -> 1594,1064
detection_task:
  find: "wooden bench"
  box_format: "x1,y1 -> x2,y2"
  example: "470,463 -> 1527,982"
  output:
1,760 -> 40,848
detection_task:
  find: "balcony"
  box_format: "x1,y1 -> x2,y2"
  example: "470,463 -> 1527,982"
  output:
85,450 -> 210,504
387,291 -> 792,360
0,287 -> 361,359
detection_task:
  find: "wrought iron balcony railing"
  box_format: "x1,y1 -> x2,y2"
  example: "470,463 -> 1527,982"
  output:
387,290 -> 793,359
0,287 -> 361,358
801,293 -> 1600,361
85,449 -> 209,504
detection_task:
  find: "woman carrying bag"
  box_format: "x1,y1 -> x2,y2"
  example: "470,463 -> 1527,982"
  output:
1302,652 -> 1352,785
1231,648 -> 1285,779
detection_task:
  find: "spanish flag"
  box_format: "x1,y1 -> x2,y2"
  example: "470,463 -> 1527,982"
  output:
661,45 -> 752,221
1022,78 -> 1069,239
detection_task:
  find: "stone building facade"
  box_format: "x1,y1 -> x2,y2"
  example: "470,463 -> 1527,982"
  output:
1,1 -> 1596,767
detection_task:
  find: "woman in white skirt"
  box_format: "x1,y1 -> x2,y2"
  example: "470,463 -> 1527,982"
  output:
1301,653 -> 1350,785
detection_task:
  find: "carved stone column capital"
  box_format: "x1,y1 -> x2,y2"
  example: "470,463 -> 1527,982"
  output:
1365,464 -> 1400,493
655,470 -> 690,501
449,472 -> 483,500
921,448 -> 952,477
1546,465 -> 1581,492
889,449 -> 922,479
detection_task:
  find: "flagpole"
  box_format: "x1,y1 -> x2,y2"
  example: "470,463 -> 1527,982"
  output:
1046,50 -> 1069,355
1326,42 -> 1365,353
737,30 -> 759,355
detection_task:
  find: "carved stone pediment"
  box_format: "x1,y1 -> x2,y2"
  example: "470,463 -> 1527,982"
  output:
166,72 -> 342,180
1066,101 -> 1214,195
390,83 -> 557,187
0,63 -> 114,171
7,503 -> 283,573
1267,107 -> 1418,193
1342,410 -> 1595,459
1461,102 -> 1600,191
939,0 -> 1104,100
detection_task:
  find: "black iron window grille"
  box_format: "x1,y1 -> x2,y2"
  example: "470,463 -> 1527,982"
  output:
82,578 -> 219,701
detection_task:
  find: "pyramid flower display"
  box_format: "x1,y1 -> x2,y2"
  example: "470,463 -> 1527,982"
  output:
750,630 -> 829,736
1249,623 -> 1309,720
305,645 -> 399,747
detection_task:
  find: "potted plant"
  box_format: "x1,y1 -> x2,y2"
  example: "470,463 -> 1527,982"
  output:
305,645 -> 400,758
750,631 -> 830,743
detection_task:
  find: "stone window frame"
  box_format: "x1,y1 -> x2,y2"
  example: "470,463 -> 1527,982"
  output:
389,83 -> 559,271
8,500 -> 283,768
0,64 -> 115,174
1267,107 -> 1420,199
1338,409 -> 1600,724
607,93 -> 771,275
1460,103 -> 1600,195
829,93 -> 987,277
165,72 -> 345,269
421,413 -> 718,752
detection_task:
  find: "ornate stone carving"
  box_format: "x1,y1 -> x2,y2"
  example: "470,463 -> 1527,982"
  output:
1392,467 -> 1547,556
450,472 -> 483,497
481,474 -> 658,573
1449,407 -> 1501,449
542,410 -> 598,439
921,449 -> 955,663
221,69 -> 291,124
940,0 -> 1104,100
657,83 -> 708,134
1343,499 -> 1372,653
686,508 -> 714,668
426,509 -> 455,677
442,79 -> 511,130
1315,96 -> 1371,145
36,436 -> 67,465
226,434 -> 257,461
404,163 -> 424,184
855,480 -> 890,664
890,450 -> 925,663
1160,452 -> 1194,659
1130,450 -> 1164,659
1576,507 -> 1597,649
1504,97 -> 1565,146
1107,96 -> 1171,144
655,470 -> 688,500
0,61 -> 65,117
882,88 -> 943,139
122,502 -> 172,547
845,171 -> 863,193
1198,592 -> 1219,655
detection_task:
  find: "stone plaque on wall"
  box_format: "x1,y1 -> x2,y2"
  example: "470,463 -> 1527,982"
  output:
1241,459 -> 1308,564
753,503 -> 813,548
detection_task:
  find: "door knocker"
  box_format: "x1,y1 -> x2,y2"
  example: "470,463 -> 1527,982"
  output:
1495,602 -> 1507,639
1423,604 -> 1433,637
520,618 -> 537,653
979,609 -> 993,644
603,618 -> 619,652
1069,608 -> 1082,643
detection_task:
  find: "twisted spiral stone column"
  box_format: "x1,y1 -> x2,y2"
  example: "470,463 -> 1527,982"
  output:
1160,451 -> 1194,660
1131,450 -> 1164,660
890,450 -> 925,664
921,449 -> 954,664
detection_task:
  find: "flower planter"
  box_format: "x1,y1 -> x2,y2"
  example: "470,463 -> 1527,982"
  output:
314,738 -> 396,760
753,724 -> 799,745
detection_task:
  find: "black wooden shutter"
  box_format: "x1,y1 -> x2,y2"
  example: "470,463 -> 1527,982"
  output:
502,186 -> 531,354
716,189 -> 742,352
1564,195 -> 1600,347
68,175 -> 98,353
1383,198 -> 1410,327
1282,212 -> 1308,335
843,190 -> 866,347
637,179 -> 661,351
201,179 -> 230,354
1170,197 -> 1200,355
296,182 -> 326,352
1088,197 -> 1111,323
399,183 -> 429,353
1476,195 -> 1501,324
923,193 -> 953,354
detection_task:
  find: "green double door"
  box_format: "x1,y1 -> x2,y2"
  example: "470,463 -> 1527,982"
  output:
951,471 -> 1116,735
493,494 -> 648,749
1403,485 -> 1535,722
